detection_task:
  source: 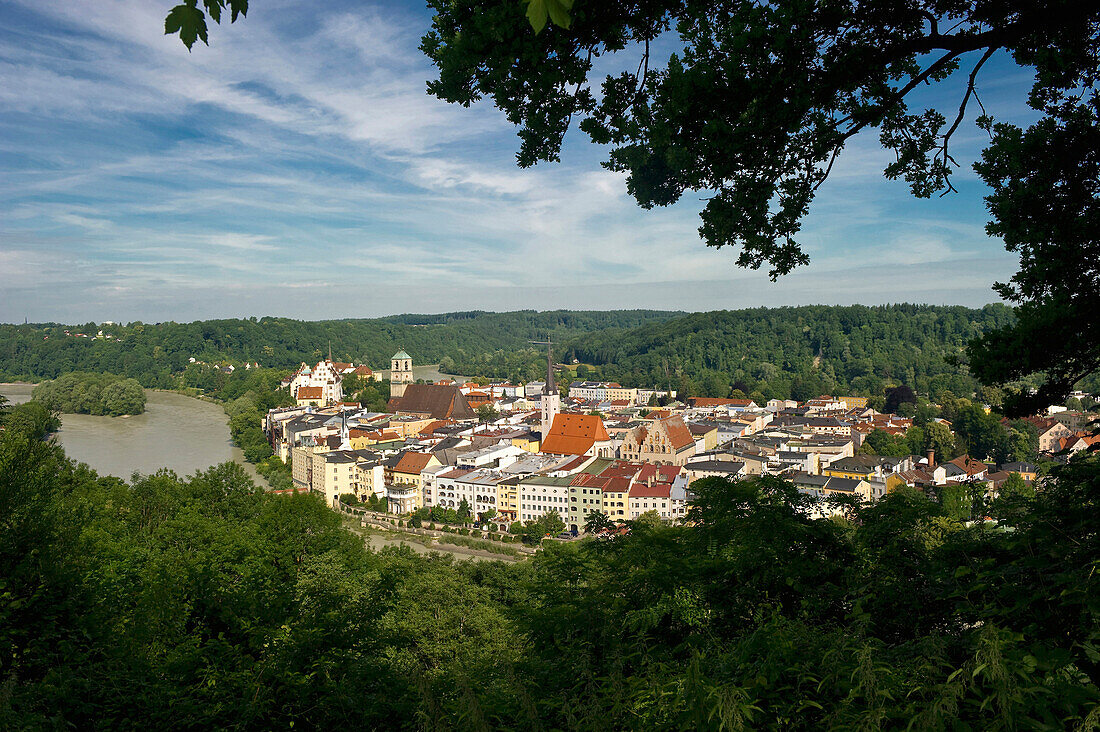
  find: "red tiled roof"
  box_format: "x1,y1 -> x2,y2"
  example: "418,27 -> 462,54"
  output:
296,386 -> 323,400
394,451 -> 436,475
603,476 -> 633,493
630,483 -> 671,498
948,455 -> 988,476
418,420 -> 450,436
661,416 -> 696,450
556,455 -> 592,472
541,414 -> 611,455
636,463 -> 682,484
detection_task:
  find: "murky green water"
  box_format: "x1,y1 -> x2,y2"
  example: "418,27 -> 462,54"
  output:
1,383 -> 261,483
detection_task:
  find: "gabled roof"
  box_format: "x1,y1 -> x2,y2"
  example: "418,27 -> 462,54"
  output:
390,384 -> 476,420
393,451 -> 436,475
540,413 -> 611,455
660,416 -> 696,451
947,455 -> 988,476
296,386 -> 323,400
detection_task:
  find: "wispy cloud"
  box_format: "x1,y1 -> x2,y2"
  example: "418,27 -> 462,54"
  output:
0,0 -> 1032,322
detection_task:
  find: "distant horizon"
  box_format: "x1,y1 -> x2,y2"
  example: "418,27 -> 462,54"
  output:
5,300 -> 1009,327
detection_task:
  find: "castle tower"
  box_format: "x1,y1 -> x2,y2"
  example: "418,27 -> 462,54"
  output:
540,339 -> 560,438
390,349 -> 414,399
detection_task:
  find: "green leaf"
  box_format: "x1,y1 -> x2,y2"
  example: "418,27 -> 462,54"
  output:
202,0 -> 221,24
228,0 -> 248,22
523,0 -> 572,34
524,0 -> 549,34
545,0 -> 573,29
164,4 -> 209,50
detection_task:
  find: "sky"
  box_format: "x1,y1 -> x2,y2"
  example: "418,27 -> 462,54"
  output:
0,0 -> 1041,324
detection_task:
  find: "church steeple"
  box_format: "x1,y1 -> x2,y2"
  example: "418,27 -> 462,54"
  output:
539,336 -> 560,439
545,337 -> 557,394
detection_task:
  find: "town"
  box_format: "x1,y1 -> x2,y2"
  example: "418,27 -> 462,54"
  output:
263,347 -> 1098,538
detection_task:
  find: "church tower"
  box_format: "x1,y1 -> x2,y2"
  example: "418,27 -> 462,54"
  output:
540,339 -> 560,438
390,349 -> 414,399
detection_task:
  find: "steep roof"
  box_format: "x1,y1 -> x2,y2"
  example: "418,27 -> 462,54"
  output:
393,451 -> 436,475
390,383 -> 476,420
660,416 -> 696,451
540,413 -> 611,455
392,349 -> 412,361
947,454 -> 988,476
296,386 -> 323,400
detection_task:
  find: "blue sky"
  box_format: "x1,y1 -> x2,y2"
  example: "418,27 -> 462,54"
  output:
0,0 -> 1038,323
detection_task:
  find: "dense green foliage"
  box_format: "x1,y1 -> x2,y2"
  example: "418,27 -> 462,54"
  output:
455,304 -> 1018,400
0,400 -> 60,441
422,0 -> 1100,412
31,372 -> 146,416
216,370 -> 296,463
969,98 -> 1100,413
1,307 -> 1037,404
2,415 -> 1097,728
0,311 -> 680,387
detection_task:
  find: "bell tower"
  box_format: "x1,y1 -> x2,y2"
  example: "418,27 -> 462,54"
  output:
538,338 -> 559,438
390,349 -> 414,399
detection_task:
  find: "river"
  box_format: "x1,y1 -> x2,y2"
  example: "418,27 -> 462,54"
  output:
1,383 -> 261,483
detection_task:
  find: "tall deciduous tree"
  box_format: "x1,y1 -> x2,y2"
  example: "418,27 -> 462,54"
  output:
414,0 -> 1100,411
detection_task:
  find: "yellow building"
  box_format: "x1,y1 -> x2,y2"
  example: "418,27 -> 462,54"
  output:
496,477 -> 521,521
606,384 -> 639,404
388,451 -> 441,506
511,434 -> 541,453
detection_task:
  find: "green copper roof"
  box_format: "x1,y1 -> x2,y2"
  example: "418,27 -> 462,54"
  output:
392,349 -> 412,361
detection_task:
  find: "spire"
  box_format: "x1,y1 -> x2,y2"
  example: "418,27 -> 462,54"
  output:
546,336 -> 557,394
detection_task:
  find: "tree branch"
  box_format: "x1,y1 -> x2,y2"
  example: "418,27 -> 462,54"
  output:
942,46 -> 998,154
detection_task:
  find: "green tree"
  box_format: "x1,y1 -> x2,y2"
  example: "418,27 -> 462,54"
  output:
999,472 -> 1033,500
632,509 -> 663,530
416,1 -> 1100,411
583,510 -> 613,534
476,403 -> 500,423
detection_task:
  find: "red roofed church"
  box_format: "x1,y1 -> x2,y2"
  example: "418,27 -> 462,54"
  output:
540,413 -> 614,457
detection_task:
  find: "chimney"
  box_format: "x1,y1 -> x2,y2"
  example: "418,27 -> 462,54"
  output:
926,449 -> 935,468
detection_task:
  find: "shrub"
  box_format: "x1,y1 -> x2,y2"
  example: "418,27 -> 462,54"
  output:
458,528 -> 470,536
471,529 -> 482,538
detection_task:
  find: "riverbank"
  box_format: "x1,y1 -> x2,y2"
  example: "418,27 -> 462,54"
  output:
0,385 -> 262,483
342,518 -> 522,563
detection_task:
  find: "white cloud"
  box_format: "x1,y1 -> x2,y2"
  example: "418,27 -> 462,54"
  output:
0,0 -> 1032,322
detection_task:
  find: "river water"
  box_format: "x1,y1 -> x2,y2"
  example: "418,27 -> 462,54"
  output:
1,384 -> 261,483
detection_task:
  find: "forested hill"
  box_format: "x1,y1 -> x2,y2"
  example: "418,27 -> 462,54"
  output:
566,304 -> 1016,400
450,304 -> 1017,401
0,306 -> 1017,399
0,310 -> 681,386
